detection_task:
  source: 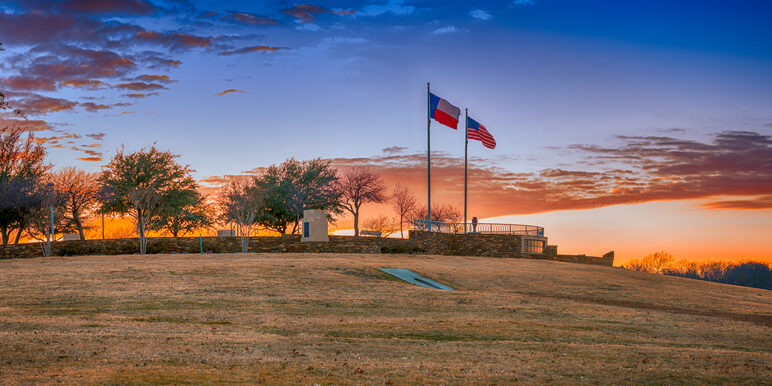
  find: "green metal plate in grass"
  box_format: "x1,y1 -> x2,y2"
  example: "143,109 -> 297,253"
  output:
378,268 -> 454,291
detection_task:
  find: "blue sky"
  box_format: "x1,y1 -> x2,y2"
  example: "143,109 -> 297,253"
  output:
1,0 -> 771,222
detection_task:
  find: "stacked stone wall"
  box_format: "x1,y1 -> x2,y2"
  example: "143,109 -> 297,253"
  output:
1,231 -> 613,266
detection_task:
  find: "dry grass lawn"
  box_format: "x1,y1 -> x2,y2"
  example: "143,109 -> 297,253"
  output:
1,253 -> 771,384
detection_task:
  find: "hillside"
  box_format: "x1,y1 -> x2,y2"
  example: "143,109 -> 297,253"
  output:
1,253 -> 770,384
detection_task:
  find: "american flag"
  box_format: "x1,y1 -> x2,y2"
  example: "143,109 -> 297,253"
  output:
466,116 -> 496,149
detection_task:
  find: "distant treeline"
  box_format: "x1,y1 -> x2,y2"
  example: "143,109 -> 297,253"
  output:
623,251 -> 771,290
663,261 -> 771,290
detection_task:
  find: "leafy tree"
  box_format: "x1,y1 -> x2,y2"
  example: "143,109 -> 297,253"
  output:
256,158 -> 341,234
151,173 -> 211,238
391,184 -> 417,239
1,93 -> 47,245
337,167 -> 386,236
219,180 -> 263,252
51,167 -> 100,240
99,146 -> 193,254
0,125 -> 50,245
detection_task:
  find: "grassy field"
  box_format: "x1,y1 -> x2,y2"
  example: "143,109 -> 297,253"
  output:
1,253 -> 771,384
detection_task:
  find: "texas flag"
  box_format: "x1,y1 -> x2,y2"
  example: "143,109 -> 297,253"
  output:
429,93 -> 460,130
467,116 -> 496,149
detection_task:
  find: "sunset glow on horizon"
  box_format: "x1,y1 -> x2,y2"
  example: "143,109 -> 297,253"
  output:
1,0 -> 770,264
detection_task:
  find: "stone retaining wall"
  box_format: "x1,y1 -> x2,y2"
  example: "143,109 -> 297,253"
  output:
0,231 -> 613,266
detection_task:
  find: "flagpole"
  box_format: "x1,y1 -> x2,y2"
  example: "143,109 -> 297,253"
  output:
464,108 -> 468,234
427,82 -> 431,231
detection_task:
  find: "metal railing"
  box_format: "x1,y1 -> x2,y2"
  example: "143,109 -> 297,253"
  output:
413,219 -> 544,236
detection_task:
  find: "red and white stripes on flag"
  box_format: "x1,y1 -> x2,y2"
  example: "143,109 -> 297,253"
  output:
466,116 -> 496,149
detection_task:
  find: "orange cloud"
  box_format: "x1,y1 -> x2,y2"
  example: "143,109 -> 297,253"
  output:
215,89 -> 245,96
197,131 -> 772,220
76,156 -> 103,162
701,195 -> 772,210
125,92 -> 159,99
61,79 -> 107,89
0,118 -> 53,132
135,74 -> 174,83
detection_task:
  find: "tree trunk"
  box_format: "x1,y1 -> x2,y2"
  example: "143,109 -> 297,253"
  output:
13,221 -> 23,244
74,210 -> 85,240
137,211 -> 147,255
399,214 -> 404,239
1,225 -> 8,246
241,235 -> 248,253
353,208 -> 359,237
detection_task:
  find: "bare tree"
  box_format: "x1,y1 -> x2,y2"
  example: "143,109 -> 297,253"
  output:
642,251 -> 675,274
52,167 -> 100,240
219,180 -> 263,253
410,203 -> 462,223
391,184 -> 417,239
24,180 -> 69,256
622,251 -> 676,274
337,168 -> 386,236
362,215 -> 398,237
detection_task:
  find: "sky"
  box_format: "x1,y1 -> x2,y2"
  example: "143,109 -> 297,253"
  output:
1,0 -> 771,264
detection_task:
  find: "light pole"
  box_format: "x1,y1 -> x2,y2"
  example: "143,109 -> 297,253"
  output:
46,182 -> 55,256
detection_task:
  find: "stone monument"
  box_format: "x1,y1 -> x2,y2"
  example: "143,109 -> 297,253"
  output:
301,209 -> 328,242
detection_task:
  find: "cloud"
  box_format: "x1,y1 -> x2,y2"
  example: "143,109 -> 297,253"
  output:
282,4 -> 355,23
134,31 -> 212,50
220,11 -> 281,26
433,26 -> 460,34
80,102 -> 112,112
19,0 -> 160,16
33,133 -> 82,145
6,93 -> 78,115
114,82 -> 167,91
215,89 -> 245,96
86,132 -> 105,140
76,156 -> 102,162
124,92 -> 160,98
0,118 -> 53,132
61,79 -> 108,89
136,52 -> 183,69
134,74 -> 175,83
470,10 -> 492,20
0,11 -> 102,46
1,76 -> 58,91
382,146 -> 407,154
199,130 -> 772,218
702,195 -> 772,210
218,45 -> 284,56
7,45 -> 136,90
360,0 -> 415,16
